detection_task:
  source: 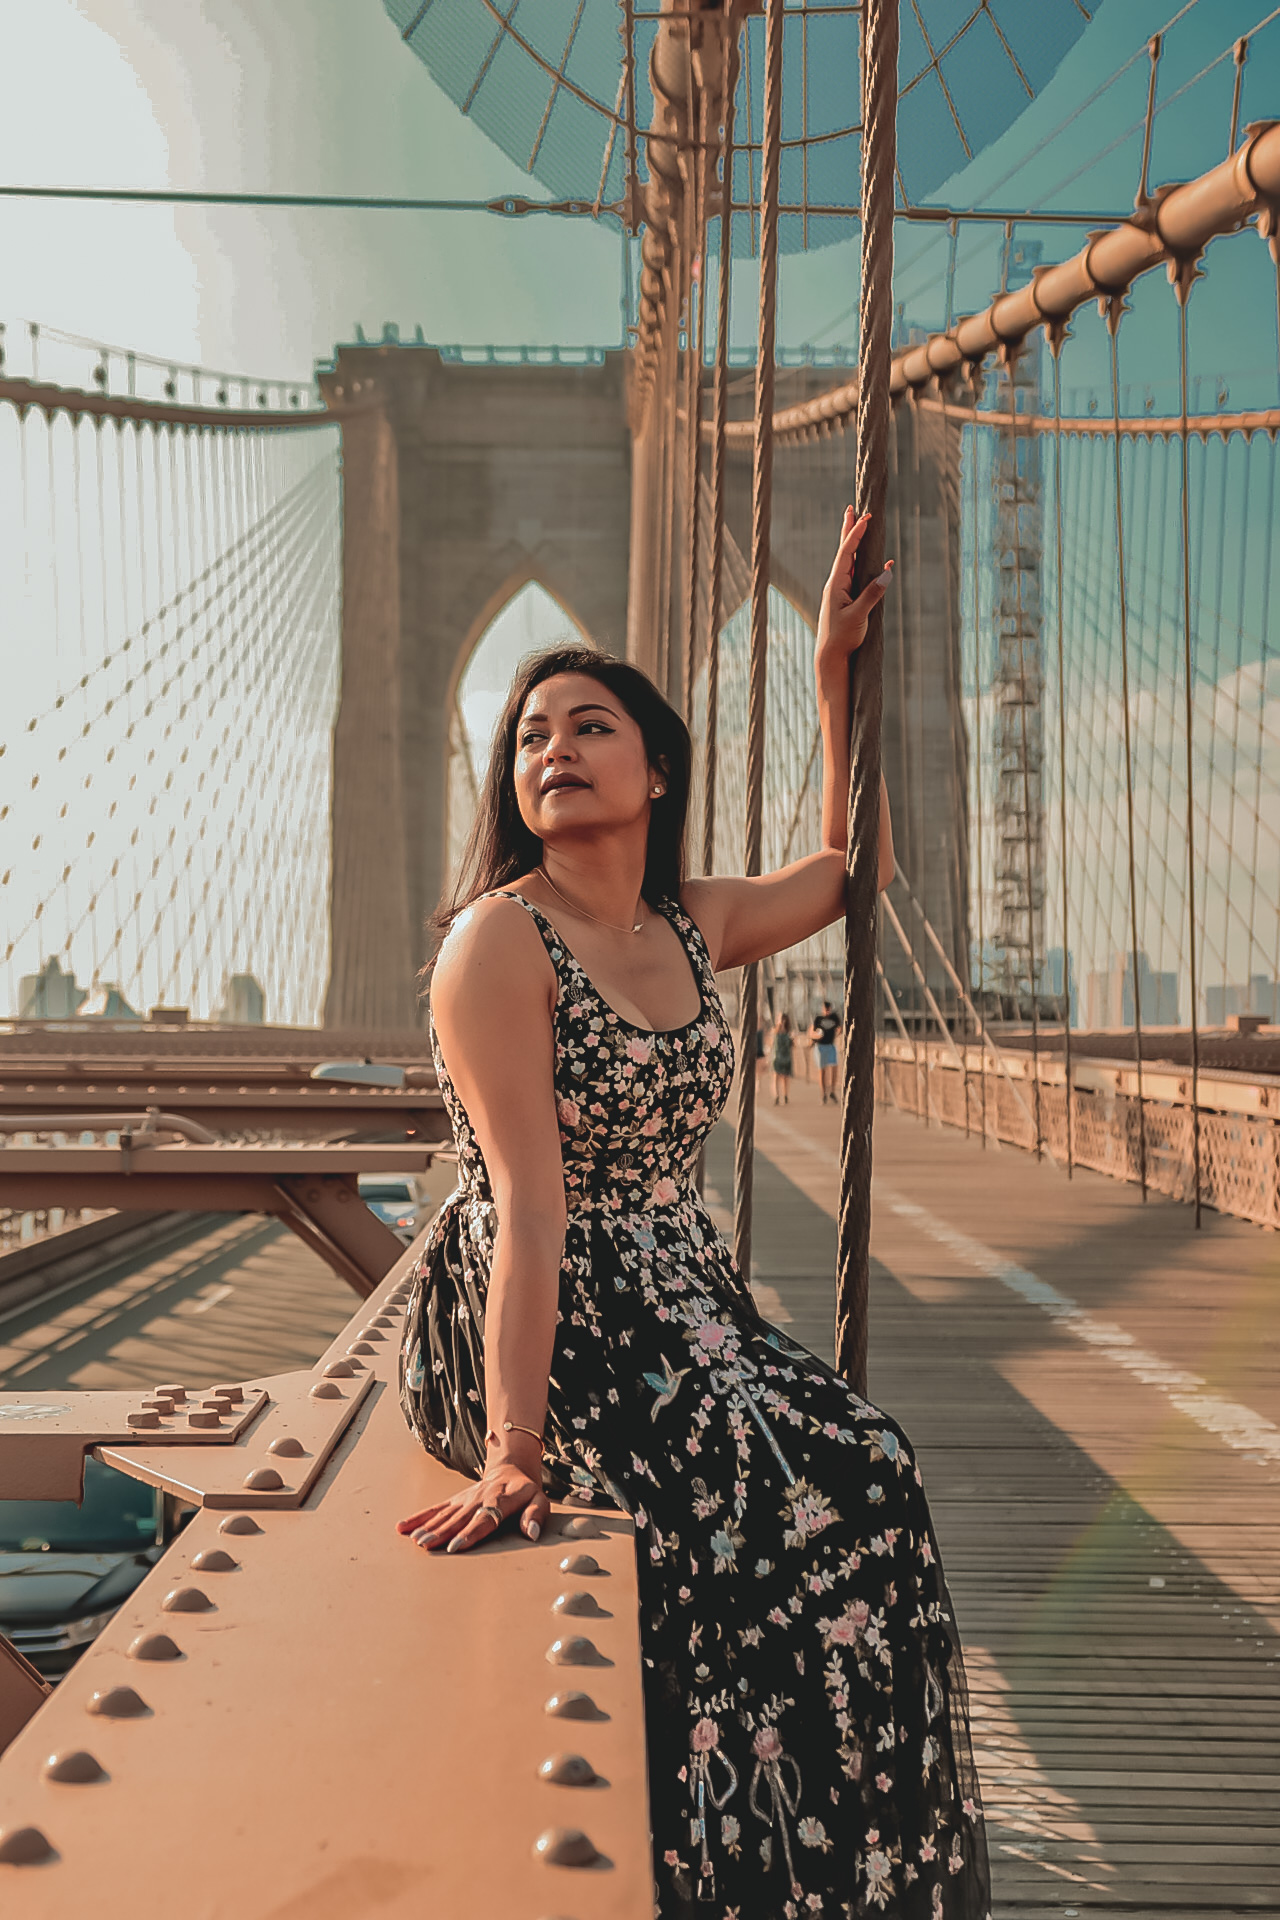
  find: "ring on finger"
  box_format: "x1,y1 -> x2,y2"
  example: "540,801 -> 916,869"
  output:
480,1503 -> 503,1529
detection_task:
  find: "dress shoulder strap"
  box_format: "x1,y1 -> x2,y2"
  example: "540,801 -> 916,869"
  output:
475,890 -> 566,968
661,896 -> 717,984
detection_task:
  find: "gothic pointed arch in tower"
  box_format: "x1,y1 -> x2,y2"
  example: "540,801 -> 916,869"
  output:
321,346 -> 631,1029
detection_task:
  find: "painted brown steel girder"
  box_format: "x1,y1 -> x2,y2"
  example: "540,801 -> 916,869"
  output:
714,118 -> 1280,443
0,1251 -> 651,1910
0,1083 -> 446,1144
0,1145 -> 430,1296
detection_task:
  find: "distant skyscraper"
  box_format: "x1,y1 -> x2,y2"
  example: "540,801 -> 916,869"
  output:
218,973 -> 266,1025
1044,947 -> 1077,1026
76,983 -> 140,1020
18,956 -> 87,1018
1085,951 -> 1178,1029
1205,975 -> 1280,1025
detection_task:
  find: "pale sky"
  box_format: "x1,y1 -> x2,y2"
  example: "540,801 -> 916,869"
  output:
1,0 -> 1277,1021
1,0 -> 1275,385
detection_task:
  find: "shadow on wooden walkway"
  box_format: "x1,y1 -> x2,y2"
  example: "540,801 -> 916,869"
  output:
705,1080 -> 1280,1918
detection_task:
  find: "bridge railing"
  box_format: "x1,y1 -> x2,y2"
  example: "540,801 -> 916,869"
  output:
877,1034 -> 1280,1230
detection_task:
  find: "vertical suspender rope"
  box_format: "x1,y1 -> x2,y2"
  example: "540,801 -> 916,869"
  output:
1049,333 -> 1074,1176
702,12 -> 738,880
733,0 -> 782,1283
683,85 -> 708,724
1004,349 -> 1042,1158
835,0 -> 897,1395
1107,305 -> 1149,1199
657,253 -> 680,700
1177,285 -> 1203,1227
970,385 -> 988,1147
934,407 -> 970,1132
888,424 -> 918,1112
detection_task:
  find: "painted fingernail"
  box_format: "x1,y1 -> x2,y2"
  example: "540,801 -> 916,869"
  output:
875,568 -> 893,586
446,1537 -> 463,1553
528,1521 -> 542,1542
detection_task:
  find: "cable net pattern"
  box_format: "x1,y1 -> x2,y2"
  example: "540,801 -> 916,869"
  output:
0,408 -> 341,1025
385,0 -> 1089,248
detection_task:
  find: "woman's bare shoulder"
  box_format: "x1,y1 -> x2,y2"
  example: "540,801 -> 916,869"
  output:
431,893 -> 554,1013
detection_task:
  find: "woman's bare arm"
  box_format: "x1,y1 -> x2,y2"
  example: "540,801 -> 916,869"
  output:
684,509 -> 895,972
396,898 -> 563,1551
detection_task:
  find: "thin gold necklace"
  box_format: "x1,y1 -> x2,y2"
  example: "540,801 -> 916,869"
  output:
537,864 -> 645,935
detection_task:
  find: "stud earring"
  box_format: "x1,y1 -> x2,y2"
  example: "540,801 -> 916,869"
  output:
651,786 -> 663,797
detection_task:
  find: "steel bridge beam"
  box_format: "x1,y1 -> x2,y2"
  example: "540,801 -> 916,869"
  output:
716,119 -> 1280,441
0,1146 -> 430,1297
0,1250 -> 651,1909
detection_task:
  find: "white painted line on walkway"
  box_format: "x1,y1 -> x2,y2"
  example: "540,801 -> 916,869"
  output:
754,1107 -> 1280,1470
181,1283 -> 235,1316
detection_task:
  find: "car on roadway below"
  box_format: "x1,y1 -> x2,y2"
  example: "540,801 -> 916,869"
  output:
0,1459 -> 186,1679
357,1173 -> 430,1245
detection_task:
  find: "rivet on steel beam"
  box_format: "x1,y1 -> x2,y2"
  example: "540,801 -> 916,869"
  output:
243,1466 -> 285,1490
161,1587 -> 213,1614
219,1514 -> 263,1536
267,1436 -> 305,1458
357,1326 -> 385,1341
544,1691 -> 607,1721
0,1825 -> 56,1866
370,1314 -> 396,1328
558,1554 -> 604,1577
128,1632 -> 182,1662
212,1384 -> 244,1403
87,1686 -> 149,1719
187,1410 -> 222,1429
155,1384 -> 187,1403
322,1360 -> 355,1379
532,1827 -> 601,1868
127,1411 -> 161,1429
190,1548 -> 238,1572
347,1341 -> 376,1356
309,1382 -> 342,1401
538,1753 -> 599,1787
546,1637 -> 611,1668
43,1750 -> 106,1784
552,1592 -> 610,1620
560,1517 -> 604,1540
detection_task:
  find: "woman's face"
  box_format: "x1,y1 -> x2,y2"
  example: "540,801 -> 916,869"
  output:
513,672 -> 659,845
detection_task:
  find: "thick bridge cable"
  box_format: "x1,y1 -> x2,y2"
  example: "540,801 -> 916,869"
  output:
732,0 -> 782,1282
701,12 -> 738,880
835,0 -> 897,1396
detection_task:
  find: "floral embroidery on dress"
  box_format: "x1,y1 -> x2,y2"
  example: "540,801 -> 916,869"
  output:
400,892 -> 991,1918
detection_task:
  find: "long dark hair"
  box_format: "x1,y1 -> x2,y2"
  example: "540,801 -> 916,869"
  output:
436,645 -> 691,932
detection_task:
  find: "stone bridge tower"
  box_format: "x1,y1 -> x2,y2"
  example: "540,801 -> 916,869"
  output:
320,347 -> 965,1030
320,346 -> 632,1028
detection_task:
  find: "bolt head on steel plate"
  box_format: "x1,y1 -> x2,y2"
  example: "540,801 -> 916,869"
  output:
190,1548 -> 238,1572
128,1632 -> 182,1662
543,1692 -> 606,1721
551,1591 -> 608,1619
43,1750 -> 105,1784
0,1825 -> 55,1865
86,1686 -> 149,1719
537,1753 -> 598,1787
532,1826 -> 601,1868
161,1587 -> 213,1614
546,1637 -> 609,1668
558,1553 -> 603,1577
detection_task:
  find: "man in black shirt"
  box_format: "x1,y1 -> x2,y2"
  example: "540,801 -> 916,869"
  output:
810,999 -> 842,1104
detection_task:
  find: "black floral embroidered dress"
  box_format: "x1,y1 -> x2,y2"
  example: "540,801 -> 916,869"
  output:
400,893 -> 991,1920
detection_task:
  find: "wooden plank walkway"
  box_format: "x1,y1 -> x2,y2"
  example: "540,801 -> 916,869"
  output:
705,1081 -> 1280,1919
